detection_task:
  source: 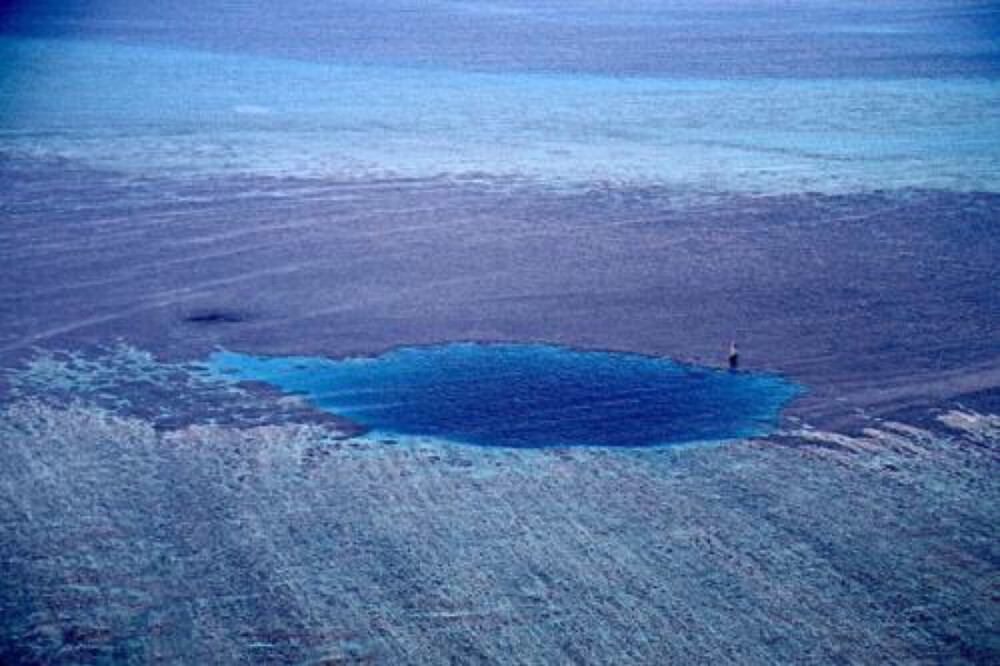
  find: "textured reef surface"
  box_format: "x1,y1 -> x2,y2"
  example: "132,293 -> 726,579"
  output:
1,347 -> 998,664
1,160 -> 999,663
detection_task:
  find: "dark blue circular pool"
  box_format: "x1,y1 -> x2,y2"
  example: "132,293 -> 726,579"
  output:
207,343 -> 800,448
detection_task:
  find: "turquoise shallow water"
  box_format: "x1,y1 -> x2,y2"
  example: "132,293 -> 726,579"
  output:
206,344 -> 801,448
2,36 -> 998,192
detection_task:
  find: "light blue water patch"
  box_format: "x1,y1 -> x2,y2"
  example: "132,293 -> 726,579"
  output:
1,37 -> 998,192
205,343 -> 801,448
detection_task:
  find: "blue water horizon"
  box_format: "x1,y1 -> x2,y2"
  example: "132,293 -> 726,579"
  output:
206,343 -> 801,449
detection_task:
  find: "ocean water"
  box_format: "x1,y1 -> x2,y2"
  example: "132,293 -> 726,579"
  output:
3,0 -> 998,79
1,1 -> 998,192
207,344 -> 801,448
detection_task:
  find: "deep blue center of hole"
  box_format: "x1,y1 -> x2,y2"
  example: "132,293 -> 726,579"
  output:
206,343 -> 801,448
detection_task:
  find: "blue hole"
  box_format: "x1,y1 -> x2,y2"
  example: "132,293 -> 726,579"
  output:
206,343 -> 801,448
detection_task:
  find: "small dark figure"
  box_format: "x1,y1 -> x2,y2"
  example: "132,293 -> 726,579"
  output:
728,341 -> 739,370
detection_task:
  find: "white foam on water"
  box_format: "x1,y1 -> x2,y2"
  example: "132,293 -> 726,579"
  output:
232,104 -> 273,115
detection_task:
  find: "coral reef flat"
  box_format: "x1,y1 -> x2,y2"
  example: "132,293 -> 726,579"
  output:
2,160 -> 998,429
1,361 -> 998,663
1,162 -> 998,662
0,167 -> 998,660
2,2 -> 999,662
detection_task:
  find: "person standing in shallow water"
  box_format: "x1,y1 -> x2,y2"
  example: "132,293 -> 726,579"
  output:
728,341 -> 739,370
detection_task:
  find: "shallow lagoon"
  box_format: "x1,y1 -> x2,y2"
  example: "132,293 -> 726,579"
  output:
207,343 -> 800,448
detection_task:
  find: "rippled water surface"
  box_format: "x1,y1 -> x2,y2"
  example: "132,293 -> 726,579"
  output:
2,0 -> 999,192
1,35 -> 998,192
